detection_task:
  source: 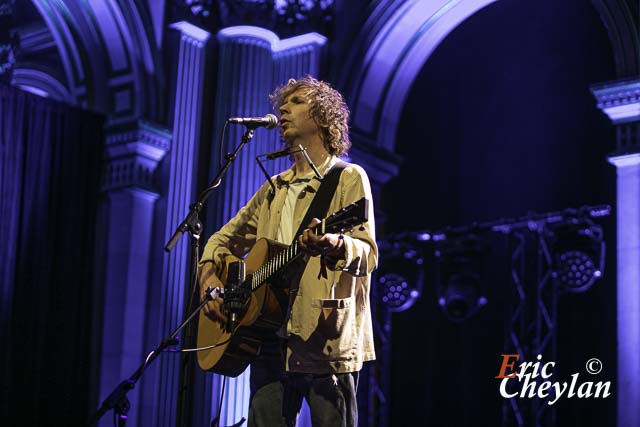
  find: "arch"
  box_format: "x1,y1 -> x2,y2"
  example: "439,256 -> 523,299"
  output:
30,0 -> 97,106
28,0 -> 159,119
12,67 -> 73,102
346,0 -> 499,153
590,0 -> 640,78
346,0 -> 637,154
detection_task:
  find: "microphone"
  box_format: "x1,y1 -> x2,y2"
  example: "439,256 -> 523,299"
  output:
223,260 -> 246,332
227,114 -> 278,129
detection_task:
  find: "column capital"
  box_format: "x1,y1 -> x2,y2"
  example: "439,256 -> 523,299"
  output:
591,78 -> 640,124
592,79 -> 640,159
217,26 -> 327,52
102,120 -> 171,193
608,152 -> 640,168
170,21 -> 211,45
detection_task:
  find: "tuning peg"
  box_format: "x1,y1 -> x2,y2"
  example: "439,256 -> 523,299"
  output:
359,225 -> 365,231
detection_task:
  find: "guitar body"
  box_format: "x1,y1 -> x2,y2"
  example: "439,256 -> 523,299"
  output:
195,197 -> 369,376
196,238 -> 295,376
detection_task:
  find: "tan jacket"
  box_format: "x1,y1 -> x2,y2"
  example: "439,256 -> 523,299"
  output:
200,156 -> 377,373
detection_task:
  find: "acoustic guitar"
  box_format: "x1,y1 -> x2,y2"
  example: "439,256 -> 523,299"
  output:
196,198 -> 369,376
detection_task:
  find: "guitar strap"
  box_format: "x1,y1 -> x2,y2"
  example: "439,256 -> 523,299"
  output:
278,160 -> 349,424
271,159 -> 347,291
273,160 -> 347,339
290,159 -> 348,246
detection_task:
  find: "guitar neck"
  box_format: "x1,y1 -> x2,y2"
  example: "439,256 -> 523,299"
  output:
240,197 -> 368,293
248,240 -> 302,292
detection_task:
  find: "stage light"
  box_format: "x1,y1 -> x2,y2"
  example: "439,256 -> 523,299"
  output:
379,272 -> 421,312
551,220 -> 605,293
375,244 -> 424,312
435,236 -> 488,322
438,273 -> 488,321
416,232 -> 431,241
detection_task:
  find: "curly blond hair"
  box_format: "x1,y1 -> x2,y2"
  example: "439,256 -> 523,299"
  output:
270,76 -> 351,156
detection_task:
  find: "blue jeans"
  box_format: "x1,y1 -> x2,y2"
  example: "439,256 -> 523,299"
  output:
247,342 -> 358,427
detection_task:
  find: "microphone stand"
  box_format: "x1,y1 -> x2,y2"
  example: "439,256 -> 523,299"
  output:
89,126 -> 257,426
171,126 -> 258,427
88,287 -> 222,426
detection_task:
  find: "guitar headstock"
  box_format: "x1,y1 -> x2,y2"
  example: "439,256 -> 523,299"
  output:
322,198 -> 369,234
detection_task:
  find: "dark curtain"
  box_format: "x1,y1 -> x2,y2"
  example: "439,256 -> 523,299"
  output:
0,84 -> 104,425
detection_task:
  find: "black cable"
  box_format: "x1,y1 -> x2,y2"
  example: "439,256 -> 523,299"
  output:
158,337 -> 231,353
219,120 -> 229,168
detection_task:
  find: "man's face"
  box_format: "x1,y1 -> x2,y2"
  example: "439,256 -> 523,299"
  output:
278,88 -> 319,145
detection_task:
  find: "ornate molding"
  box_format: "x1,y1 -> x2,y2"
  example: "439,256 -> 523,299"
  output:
102,121 -> 171,193
217,25 -> 326,53
172,0 -> 335,39
0,0 -> 18,82
591,79 -> 640,123
608,152 -> 640,168
170,20 -> 211,44
11,67 -> 71,102
18,24 -> 55,54
592,79 -> 640,157
30,0 -> 101,107
24,0 -> 160,121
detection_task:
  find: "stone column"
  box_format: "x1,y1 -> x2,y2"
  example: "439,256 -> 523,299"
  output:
151,21 -> 211,427
592,78 -> 640,427
97,120 -> 170,427
206,26 -> 327,426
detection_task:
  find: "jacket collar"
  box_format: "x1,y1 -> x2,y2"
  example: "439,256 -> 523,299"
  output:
275,155 -> 339,188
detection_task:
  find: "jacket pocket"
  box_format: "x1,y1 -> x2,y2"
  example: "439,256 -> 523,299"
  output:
311,297 -> 355,345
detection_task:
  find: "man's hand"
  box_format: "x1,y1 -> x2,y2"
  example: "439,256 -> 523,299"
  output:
199,262 -> 227,323
298,218 -> 345,261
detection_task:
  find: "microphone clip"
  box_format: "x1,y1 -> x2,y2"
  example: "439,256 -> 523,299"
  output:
222,287 -> 249,333
222,261 -> 249,332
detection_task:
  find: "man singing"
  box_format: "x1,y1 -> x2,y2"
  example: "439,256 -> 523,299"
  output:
199,76 -> 377,427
